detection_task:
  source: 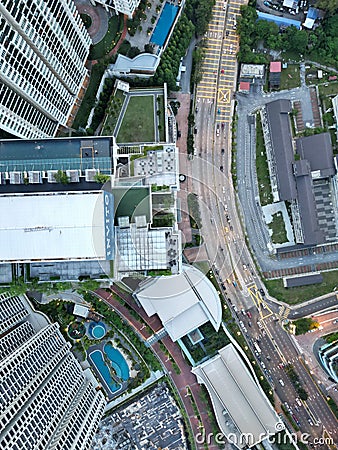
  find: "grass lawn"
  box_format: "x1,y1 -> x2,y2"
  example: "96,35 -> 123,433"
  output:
72,63 -> 105,130
268,212 -> 288,244
256,114 -> 273,206
318,82 -> 338,97
265,269 -> 338,305
117,95 -> 155,143
280,64 -> 301,90
89,15 -> 123,60
102,89 -> 125,135
157,95 -> 165,142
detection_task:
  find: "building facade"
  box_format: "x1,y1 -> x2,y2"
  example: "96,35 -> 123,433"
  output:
0,292 -> 106,450
0,0 -> 91,139
91,0 -> 141,18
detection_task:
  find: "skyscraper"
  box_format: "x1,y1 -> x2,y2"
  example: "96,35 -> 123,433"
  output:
0,0 -> 92,139
0,292 -> 106,450
91,0 -> 141,19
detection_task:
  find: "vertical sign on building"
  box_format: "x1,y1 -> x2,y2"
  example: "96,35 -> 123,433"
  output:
103,191 -> 114,260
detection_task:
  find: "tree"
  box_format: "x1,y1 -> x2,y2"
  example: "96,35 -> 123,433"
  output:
93,173 -> 110,184
128,46 -> 140,58
53,170 -> 69,184
315,0 -> 338,15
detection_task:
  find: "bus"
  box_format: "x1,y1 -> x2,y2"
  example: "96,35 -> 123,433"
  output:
254,342 -> 261,354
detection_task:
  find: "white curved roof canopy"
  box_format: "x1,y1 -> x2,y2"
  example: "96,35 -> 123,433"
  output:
135,264 -> 222,341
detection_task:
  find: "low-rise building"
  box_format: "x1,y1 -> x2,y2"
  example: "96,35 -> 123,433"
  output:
269,61 -> 281,89
192,344 -> 282,448
134,265 -> 222,342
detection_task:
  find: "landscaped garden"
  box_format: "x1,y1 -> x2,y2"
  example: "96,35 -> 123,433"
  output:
117,95 -> 155,143
68,321 -> 86,340
89,15 -> 124,60
256,114 -> 273,206
280,64 -> 301,90
265,269 -> 338,304
268,212 -> 288,244
101,89 -> 126,136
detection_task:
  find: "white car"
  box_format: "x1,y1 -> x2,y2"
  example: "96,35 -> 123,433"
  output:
279,379 -> 285,387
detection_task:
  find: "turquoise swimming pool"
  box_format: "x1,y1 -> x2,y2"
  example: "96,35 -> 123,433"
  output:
104,343 -> 130,381
89,344 -> 130,394
89,350 -> 121,393
89,321 -> 106,340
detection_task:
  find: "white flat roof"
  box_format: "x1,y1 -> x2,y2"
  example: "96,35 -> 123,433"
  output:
192,344 -> 281,448
0,192 -> 105,262
73,304 -> 89,318
136,265 -> 222,341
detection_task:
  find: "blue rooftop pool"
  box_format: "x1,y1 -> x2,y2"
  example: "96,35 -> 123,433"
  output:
89,344 -> 130,395
89,350 -> 121,393
150,3 -> 179,47
89,322 -> 106,340
104,343 -> 130,381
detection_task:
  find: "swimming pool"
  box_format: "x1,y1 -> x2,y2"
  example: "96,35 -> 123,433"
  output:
104,343 -> 130,381
89,322 -> 106,340
150,3 -> 179,47
89,350 -> 121,393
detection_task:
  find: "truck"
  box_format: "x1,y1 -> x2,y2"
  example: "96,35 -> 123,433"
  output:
254,342 -> 261,354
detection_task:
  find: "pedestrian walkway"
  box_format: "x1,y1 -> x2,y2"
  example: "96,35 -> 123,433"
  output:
74,0 -> 109,44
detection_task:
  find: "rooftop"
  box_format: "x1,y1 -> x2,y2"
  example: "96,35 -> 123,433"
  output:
135,265 -> 222,341
239,81 -> 250,92
257,11 -> 301,29
192,344 -> 281,448
0,191 -> 106,263
265,99 -> 297,201
0,136 -> 113,174
270,61 -> 281,73
240,64 -> 265,78
109,53 -> 160,76
283,272 -> 323,287
296,132 -> 335,178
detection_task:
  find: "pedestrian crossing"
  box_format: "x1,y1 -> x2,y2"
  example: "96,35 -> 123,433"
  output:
278,305 -> 291,320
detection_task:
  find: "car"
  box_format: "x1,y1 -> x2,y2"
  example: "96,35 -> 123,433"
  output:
266,355 -> 271,361
248,321 -> 252,327
239,320 -> 244,328
308,418 -> 314,426
333,319 -> 338,324
257,321 -> 263,329
221,69 -> 225,74
279,379 -> 285,387
296,398 -> 302,406
241,308 -> 245,315
264,1 -> 271,5
261,361 -> 266,369
195,107 -> 199,113
220,166 -> 224,172
225,30 -> 229,36
221,148 -> 225,154
260,288 -> 265,296
194,127 -> 197,134
233,305 -> 238,312
246,311 -> 252,319
221,283 -> 226,290
243,327 -> 248,333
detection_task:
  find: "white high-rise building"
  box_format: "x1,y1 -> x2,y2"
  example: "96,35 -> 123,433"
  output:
91,0 -> 141,18
0,0 -> 92,139
0,292 -> 106,450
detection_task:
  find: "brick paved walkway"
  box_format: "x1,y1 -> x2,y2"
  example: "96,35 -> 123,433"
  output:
95,285 -> 219,449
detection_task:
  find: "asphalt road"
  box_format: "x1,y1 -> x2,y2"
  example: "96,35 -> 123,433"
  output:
189,1 -> 338,445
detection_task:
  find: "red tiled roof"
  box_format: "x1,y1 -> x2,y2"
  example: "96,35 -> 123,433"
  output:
270,61 -> 282,73
239,81 -> 250,91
